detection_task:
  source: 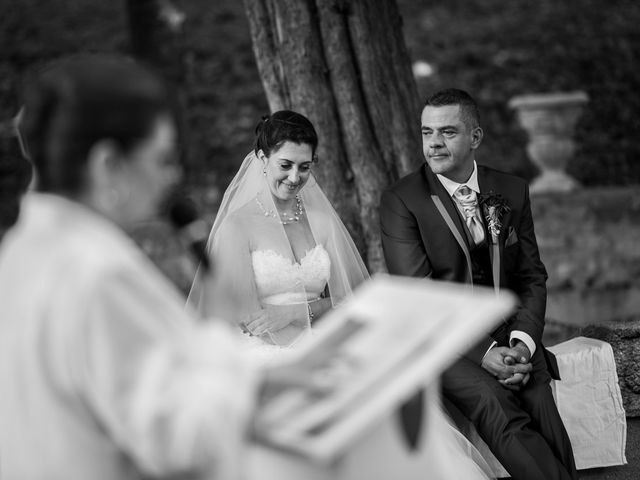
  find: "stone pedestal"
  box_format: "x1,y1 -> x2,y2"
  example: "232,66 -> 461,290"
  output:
509,91 -> 588,194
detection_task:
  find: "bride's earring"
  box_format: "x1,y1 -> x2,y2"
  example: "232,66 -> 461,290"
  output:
262,168 -> 267,177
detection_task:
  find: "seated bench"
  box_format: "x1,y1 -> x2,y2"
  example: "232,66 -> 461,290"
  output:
450,337 -> 627,478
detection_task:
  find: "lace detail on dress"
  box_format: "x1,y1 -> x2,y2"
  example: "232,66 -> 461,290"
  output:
251,244 -> 330,304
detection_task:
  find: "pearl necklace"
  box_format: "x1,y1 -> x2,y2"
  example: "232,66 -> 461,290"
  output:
255,195 -> 304,225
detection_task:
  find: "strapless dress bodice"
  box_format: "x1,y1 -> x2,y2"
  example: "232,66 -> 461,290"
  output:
251,244 -> 331,304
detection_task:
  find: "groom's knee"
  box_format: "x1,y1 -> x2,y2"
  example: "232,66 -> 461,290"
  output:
472,380 -> 523,419
519,381 -> 556,416
445,374 -> 522,422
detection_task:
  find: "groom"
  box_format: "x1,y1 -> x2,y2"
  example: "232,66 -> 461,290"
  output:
380,89 -> 577,480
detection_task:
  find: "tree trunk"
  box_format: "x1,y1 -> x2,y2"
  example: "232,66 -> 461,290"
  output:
244,0 -> 421,272
125,0 -> 191,168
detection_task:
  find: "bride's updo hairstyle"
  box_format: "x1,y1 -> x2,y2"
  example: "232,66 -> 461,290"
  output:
254,110 -> 319,159
21,54 -> 174,197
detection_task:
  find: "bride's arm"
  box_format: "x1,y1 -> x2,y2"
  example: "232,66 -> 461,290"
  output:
307,296 -> 332,322
244,295 -> 333,335
243,303 -> 302,335
209,218 -> 262,325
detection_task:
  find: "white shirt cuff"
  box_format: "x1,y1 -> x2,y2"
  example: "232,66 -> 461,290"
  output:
482,341 -> 497,362
510,331 -> 536,357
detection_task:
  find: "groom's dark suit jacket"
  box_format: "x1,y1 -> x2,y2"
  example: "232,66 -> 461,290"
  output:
380,163 -> 558,376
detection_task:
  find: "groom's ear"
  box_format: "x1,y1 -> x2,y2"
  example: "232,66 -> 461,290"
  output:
470,126 -> 483,150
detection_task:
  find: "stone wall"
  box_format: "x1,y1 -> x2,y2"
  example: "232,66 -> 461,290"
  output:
532,187 -> 640,329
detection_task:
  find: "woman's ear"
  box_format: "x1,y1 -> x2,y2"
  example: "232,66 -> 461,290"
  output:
86,140 -> 120,187
85,140 -> 128,211
256,149 -> 267,164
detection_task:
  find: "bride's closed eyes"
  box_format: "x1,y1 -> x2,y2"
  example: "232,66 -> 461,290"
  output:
278,160 -> 312,172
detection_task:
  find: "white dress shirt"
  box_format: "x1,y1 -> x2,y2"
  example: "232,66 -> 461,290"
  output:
436,162 -> 537,359
0,194 -> 258,480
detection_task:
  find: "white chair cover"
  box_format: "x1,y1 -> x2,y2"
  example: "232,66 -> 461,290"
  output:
549,336 -> 627,469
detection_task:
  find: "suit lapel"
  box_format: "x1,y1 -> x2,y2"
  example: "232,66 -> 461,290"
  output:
423,168 -> 474,285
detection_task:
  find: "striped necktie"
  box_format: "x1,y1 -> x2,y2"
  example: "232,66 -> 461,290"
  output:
454,185 -> 485,245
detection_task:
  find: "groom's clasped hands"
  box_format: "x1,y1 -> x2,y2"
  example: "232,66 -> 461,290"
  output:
481,341 -> 533,391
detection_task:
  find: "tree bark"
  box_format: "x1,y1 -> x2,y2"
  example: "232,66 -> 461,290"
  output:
244,0 -> 421,272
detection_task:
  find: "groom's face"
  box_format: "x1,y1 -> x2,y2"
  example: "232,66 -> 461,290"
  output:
421,105 -> 482,183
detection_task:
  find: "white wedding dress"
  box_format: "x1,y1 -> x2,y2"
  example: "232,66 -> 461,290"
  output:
252,244 -> 330,306
240,244 -> 492,479
236,245 -> 330,364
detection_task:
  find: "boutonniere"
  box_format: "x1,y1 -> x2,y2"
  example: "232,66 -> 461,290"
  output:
478,191 -> 510,244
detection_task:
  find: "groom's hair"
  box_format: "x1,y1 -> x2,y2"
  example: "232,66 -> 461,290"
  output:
254,110 -> 318,158
424,88 -> 480,129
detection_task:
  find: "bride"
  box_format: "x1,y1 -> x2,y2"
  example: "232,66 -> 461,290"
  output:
188,110 -> 369,350
188,110 -> 493,479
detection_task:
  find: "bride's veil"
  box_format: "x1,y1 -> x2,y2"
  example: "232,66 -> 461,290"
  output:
187,151 -> 369,345
301,168 -> 369,305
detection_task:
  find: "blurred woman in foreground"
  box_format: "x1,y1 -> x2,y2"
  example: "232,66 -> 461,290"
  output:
0,55 -> 258,480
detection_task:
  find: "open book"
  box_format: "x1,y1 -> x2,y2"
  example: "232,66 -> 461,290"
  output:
254,274 -> 516,463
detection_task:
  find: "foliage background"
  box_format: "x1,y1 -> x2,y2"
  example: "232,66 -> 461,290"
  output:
2,0 -> 640,213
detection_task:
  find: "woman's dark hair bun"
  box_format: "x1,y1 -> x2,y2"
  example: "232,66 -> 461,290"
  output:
253,110 -> 318,157
254,114 -> 270,136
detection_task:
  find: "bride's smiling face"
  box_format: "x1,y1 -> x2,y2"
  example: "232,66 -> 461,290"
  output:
260,141 -> 313,204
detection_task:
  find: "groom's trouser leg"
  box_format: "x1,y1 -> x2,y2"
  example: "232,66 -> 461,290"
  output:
441,356 -> 575,480
518,349 -> 578,480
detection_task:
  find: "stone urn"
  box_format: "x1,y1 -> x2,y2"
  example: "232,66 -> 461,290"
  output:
508,91 -> 588,194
